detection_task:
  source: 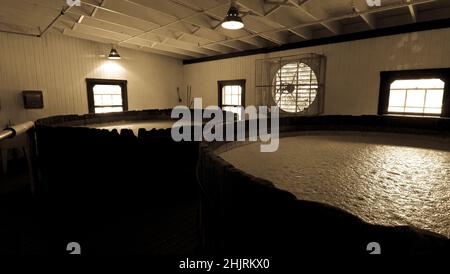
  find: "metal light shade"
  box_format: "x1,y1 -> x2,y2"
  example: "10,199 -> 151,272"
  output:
108,47 -> 121,60
221,6 -> 244,30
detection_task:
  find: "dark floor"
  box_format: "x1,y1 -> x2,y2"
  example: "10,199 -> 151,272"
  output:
0,157 -> 201,255
0,157 -> 30,195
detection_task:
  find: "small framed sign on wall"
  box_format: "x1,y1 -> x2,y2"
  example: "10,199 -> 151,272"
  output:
22,90 -> 44,109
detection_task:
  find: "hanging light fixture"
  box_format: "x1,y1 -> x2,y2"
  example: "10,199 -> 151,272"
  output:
108,47 -> 121,60
221,2 -> 244,30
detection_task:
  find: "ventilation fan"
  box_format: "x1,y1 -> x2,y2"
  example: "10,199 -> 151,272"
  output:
280,83 -> 296,94
256,54 -> 326,115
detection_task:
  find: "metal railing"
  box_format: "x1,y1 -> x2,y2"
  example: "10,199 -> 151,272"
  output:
0,121 -> 35,142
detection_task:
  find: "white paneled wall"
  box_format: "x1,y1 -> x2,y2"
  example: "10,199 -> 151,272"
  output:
0,32 -> 184,126
1,27 -> 449,127
183,28 -> 450,115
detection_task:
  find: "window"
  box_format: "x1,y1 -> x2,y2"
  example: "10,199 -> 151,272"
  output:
379,69 -> 450,117
218,80 -> 245,120
86,79 -> 128,114
273,62 -> 318,113
388,79 -> 444,114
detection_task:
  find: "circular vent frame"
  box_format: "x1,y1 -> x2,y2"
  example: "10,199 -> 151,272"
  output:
272,62 -> 319,113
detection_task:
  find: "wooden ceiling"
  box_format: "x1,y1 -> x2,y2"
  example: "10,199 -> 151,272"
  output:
1,0 -> 449,60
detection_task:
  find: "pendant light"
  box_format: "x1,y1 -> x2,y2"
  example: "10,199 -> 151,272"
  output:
221,2 -> 244,30
108,47 -> 121,60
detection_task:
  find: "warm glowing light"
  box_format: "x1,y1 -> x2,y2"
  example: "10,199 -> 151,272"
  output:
222,85 -> 243,120
221,20 -> 244,30
108,48 -> 121,60
388,79 -> 444,115
93,84 -> 123,114
221,6 -> 244,30
390,79 -> 444,89
94,107 -> 123,113
100,61 -> 124,74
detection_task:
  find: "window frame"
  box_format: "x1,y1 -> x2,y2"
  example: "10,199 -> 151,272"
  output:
218,79 -> 246,113
86,78 -> 128,114
378,68 -> 450,117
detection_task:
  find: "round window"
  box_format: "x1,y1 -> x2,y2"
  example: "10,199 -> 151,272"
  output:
272,62 -> 318,113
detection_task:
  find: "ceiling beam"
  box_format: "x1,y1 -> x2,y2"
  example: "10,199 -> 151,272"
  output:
90,0 -> 105,17
181,1 -> 280,46
117,1 -> 236,46
240,16 -> 287,45
67,21 -> 206,58
74,1 -> 239,54
210,0 -> 281,45
199,0 -> 435,48
408,2 -> 418,22
353,0 -> 376,29
164,0 -> 264,48
265,4 -> 282,17
236,0 -> 312,40
131,38 -> 206,58
39,3 -> 77,37
169,0 -> 298,49
119,0 -> 261,51
62,27 -> 194,59
287,0 -> 342,34
50,4 -> 227,56
3,0 -> 440,59
73,0 -> 106,30
77,2 -> 221,44
0,21 -> 40,37
239,0 -> 266,16
170,1 -> 267,48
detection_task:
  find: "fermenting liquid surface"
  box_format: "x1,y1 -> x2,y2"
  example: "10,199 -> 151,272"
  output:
219,132 -> 450,237
83,121 -> 176,135
82,120 -> 203,136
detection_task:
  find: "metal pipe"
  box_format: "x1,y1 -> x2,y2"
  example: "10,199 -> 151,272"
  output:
0,121 -> 35,142
0,130 -> 14,141
0,3 -> 75,38
39,4 -> 76,37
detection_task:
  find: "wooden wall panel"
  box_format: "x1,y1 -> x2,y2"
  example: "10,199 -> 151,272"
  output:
183,27 -> 450,115
0,31 -> 183,126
